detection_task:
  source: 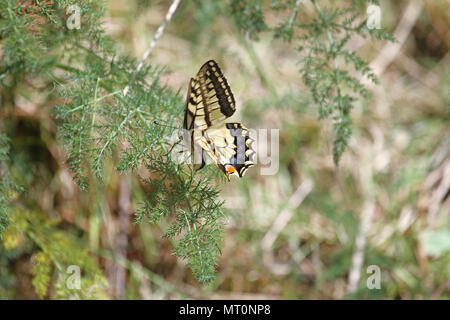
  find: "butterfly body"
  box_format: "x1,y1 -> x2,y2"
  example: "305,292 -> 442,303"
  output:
181,60 -> 255,180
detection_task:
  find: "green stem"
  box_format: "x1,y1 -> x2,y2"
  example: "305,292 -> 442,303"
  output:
311,0 -> 343,112
288,0 -> 305,30
26,229 -> 64,272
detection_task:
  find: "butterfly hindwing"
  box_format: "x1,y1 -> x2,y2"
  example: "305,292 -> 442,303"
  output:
202,123 -> 255,178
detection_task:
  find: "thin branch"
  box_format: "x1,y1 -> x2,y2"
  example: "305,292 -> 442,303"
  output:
114,175 -> 131,299
287,0 -> 305,30
366,0 -> 423,84
261,179 -> 314,250
123,0 -> 182,96
347,200 -> 376,294
261,179 -> 314,275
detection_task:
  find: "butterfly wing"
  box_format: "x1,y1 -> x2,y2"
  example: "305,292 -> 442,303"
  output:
183,78 -> 198,130
182,60 -> 254,178
183,60 -> 236,131
203,123 -> 256,178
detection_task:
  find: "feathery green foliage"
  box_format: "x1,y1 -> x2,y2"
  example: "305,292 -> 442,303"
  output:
3,209 -> 108,299
0,134 -> 22,239
230,0 -> 395,164
1,0 -> 225,283
135,163 -> 226,283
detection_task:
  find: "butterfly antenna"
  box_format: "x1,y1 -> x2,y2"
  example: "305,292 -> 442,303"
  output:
153,120 -> 178,130
163,139 -> 182,157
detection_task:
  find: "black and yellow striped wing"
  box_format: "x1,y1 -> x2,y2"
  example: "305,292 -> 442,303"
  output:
183,60 -> 236,131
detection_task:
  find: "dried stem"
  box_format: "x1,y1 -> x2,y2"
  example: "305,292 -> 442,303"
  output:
123,0 -> 182,96
114,175 -> 131,299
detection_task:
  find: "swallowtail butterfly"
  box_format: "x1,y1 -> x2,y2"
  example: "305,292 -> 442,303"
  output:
181,60 -> 255,180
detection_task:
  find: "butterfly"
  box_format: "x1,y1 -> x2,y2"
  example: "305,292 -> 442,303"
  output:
181,60 -> 255,180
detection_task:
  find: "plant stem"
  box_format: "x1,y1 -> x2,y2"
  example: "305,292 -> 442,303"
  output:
123,0 -> 182,96
311,0 -> 343,112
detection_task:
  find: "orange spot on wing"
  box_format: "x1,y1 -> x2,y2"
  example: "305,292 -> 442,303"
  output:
227,166 -> 236,174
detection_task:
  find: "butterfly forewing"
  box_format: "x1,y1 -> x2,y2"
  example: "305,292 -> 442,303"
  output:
183,78 -> 198,130
183,60 -> 236,131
